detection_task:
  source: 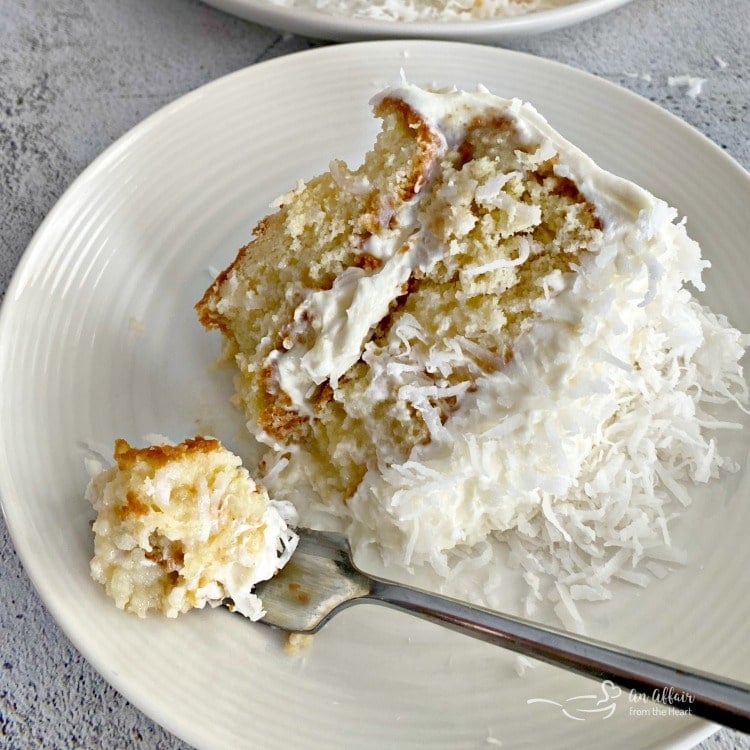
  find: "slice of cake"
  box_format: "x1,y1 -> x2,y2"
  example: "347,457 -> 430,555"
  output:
196,83 -> 746,620
88,436 -> 298,619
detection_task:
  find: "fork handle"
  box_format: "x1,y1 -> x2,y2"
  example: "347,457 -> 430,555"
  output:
367,579 -> 750,732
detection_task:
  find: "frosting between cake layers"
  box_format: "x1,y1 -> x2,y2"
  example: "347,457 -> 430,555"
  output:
270,211 -> 444,412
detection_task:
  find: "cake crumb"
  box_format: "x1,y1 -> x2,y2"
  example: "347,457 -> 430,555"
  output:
514,654 -> 539,677
284,632 -> 315,656
194,417 -> 217,436
87,436 -> 298,619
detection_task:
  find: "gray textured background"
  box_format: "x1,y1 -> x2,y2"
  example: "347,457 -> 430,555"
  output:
1,0 -> 748,747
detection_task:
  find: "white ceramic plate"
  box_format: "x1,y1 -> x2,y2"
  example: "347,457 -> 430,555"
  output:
204,0 -> 634,42
1,41 -> 749,750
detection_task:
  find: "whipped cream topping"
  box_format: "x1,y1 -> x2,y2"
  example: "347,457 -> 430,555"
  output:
218,499 -> 298,619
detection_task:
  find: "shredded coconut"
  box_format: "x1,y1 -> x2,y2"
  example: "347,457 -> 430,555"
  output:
714,55 -> 728,69
265,0 -> 572,22
293,187 -> 742,628
668,76 -> 706,99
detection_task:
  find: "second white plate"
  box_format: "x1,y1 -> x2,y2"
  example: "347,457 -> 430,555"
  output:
1,41 -> 749,750
202,0 -> 634,42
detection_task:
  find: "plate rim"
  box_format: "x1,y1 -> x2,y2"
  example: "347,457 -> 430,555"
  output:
2,38 -> 747,750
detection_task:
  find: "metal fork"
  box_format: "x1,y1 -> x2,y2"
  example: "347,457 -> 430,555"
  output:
253,528 -> 750,733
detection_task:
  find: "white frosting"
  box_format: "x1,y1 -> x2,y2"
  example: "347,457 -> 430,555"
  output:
348,207 -> 712,557
273,251 -> 417,412
224,499 -> 299,619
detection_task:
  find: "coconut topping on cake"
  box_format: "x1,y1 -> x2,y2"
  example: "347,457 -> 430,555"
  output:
88,436 -> 298,619
197,83 -> 747,625
265,0 -> 571,23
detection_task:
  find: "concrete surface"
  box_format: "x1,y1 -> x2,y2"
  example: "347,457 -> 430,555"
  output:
1,0 -> 748,747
